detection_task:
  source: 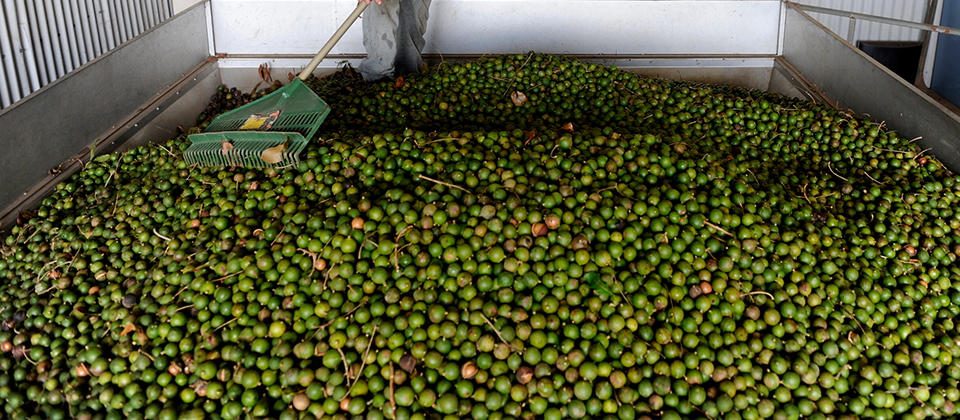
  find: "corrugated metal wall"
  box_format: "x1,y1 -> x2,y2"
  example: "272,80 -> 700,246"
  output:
794,0 -> 931,43
0,0 -> 174,109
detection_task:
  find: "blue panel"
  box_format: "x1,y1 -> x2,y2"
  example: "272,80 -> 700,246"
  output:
932,0 -> 960,107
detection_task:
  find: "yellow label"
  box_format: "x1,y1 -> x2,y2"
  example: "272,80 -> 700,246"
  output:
240,116 -> 268,130
240,111 -> 281,130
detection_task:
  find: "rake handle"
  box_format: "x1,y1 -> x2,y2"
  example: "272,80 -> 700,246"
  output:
299,1 -> 369,80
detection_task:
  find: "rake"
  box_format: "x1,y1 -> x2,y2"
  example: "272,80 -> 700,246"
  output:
184,1 -> 367,168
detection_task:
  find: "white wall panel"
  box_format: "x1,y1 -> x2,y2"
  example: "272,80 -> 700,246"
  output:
0,0 -> 174,109
793,0 -> 929,43
211,0 -> 783,56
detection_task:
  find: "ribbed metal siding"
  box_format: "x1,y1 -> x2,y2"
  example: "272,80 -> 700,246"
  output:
0,0 -> 173,109
794,0 -> 930,43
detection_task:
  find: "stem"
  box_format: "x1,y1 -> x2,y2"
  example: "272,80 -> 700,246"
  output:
827,162 -> 848,181
337,346 -> 350,380
702,221 -> 733,237
21,350 -> 38,366
418,174 -> 469,193
393,243 -> 413,273
312,298 -> 370,339
104,157 -> 123,188
156,143 -> 176,157
152,229 -> 172,242
298,248 -> 320,276
213,270 -> 243,284
346,322 -> 379,396
139,349 -> 155,362
213,317 -> 237,333
393,225 -> 414,272
359,233 -> 377,260
389,362 -> 396,414
173,284 -> 191,299
884,386 -> 931,393
741,291 -> 774,299
418,137 -> 459,147
270,225 -> 287,247
863,171 -> 884,185
480,313 -> 519,352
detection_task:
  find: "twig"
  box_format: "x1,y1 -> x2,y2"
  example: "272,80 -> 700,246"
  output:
910,389 -> 943,419
63,249 -> 81,274
336,347 -> 350,379
389,362 -> 396,414
65,157 -> 86,172
393,225 -> 413,269
152,229 -> 172,242
862,171 -> 884,185
741,291 -> 774,299
37,284 -> 59,295
189,260 -> 207,272
298,248 -> 320,276
111,193 -> 121,216
138,349 -> 155,362
393,243 -> 413,273
104,157 -> 123,188
870,146 -> 911,154
418,137 -> 459,147
885,386 -> 931,393
322,266 -> 333,291
418,174 -> 469,193
36,259 -> 67,285
173,284 -> 191,299
359,233 -> 377,259
156,144 -> 176,157
827,163 -> 848,181
744,168 -> 759,184
270,226 -> 286,247
837,303 -> 867,336
213,317 -> 237,333
596,185 -> 621,194
21,350 -> 38,366
834,364 -> 851,380
312,298 -> 370,339
346,322 -> 379,395
480,313 -> 519,352
501,53 -> 535,96
212,270 -> 243,284
702,221 -> 733,237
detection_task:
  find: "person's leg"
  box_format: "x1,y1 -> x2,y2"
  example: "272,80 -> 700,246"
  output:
359,1 -> 401,81
394,0 -> 431,77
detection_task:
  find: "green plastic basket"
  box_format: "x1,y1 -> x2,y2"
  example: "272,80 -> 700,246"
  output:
184,78 -> 330,168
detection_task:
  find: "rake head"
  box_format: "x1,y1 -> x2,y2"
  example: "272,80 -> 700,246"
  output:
183,132 -> 309,168
184,78 -> 329,168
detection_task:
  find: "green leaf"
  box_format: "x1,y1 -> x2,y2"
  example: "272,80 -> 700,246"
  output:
584,272 -> 613,297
